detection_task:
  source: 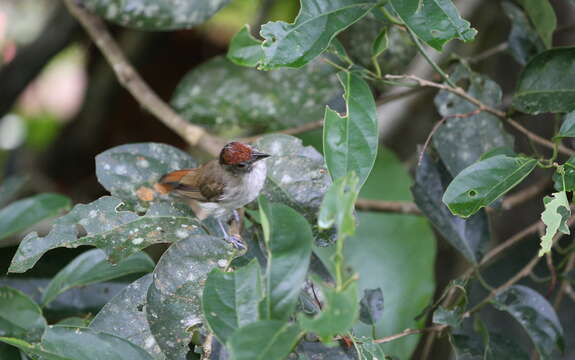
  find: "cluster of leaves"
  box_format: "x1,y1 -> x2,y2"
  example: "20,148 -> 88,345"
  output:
1,0 -> 575,358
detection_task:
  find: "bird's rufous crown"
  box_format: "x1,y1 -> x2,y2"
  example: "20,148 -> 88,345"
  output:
219,142 -> 253,165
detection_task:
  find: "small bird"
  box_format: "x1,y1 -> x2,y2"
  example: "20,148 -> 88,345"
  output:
158,142 -> 270,248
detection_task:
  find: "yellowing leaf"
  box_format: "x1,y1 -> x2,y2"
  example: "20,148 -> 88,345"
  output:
539,191 -> 570,256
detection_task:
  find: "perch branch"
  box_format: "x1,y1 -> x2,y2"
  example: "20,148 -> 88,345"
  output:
372,325 -> 447,344
63,0 -> 224,156
355,199 -> 421,215
384,74 -> 575,156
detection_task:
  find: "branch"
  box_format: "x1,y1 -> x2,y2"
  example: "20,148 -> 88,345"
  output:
373,325 -> 447,344
355,199 -> 421,215
384,74 -> 575,156
63,0 -> 224,156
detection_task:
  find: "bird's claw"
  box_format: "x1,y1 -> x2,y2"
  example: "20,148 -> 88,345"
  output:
226,234 -> 246,250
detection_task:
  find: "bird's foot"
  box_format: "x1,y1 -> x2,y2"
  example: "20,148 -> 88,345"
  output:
225,234 -> 246,250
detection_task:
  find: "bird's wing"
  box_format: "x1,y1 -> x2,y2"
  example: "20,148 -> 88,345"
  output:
158,163 -> 225,202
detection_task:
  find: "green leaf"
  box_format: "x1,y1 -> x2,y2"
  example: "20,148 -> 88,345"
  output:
146,235 -> 237,359
91,274 -> 164,359
0,337 -> 68,360
372,27 -> 389,57
256,0 -> 377,69
324,72 -> 378,187
538,191 -> 570,256
554,155 -> 575,191
202,260 -> 263,344
516,0 -> 556,48
432,306 -> 464,328
318,173 -> 359,237
450,331 -> 529,360
442,155 -> 538,218
41,249 -> 154,307
42,326 -> 154,360
433,65 -> 514,177
315,148 -> 436,358
359,288 -> 384,325
82,0 -> 231,30
0,340 -> 21,359
171,58 -> 339,135
502,1 -> 545,65
295,339 -> 357,359
0,287 -> 46,342
555,110 -> 575,139
492,285 -> 564,360
9,196 -> 203,273
298,282 -> 358,342
0,193 -> 70,241
255,135 -> 331,222
227,320 -> 301,360
95,143 -> 197,210
390,0 -> 477,51
227,25 -> 265,67
512,47 -> 575,114
412,152 -> 489,263
0,175 -> 26,208
259,199 -> 313,320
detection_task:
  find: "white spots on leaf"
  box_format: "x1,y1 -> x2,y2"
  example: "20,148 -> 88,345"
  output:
115,165 -> 128,175
89,210 -> 98,218
217,259 -> 227,268
137,158 -> 149,168
132,237 -> 144,245
144,336 -> 156,349
175,229 -> 189,239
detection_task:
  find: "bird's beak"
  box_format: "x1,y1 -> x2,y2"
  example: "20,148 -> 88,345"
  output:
251,151 -> 271,162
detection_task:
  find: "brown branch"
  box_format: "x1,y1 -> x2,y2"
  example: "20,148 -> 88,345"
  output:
373,325 -> 447,344
63,0 -> 224,156
355,199 -> 421,215
384,74 -> 575,156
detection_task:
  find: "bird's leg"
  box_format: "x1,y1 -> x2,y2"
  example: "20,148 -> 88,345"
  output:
217,217 -> 245,250
232,209 -> 241,224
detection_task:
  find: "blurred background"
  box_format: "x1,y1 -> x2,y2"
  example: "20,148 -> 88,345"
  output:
1,0 -> 575,358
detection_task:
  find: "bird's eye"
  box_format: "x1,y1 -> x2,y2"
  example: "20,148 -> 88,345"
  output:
237,163 -> 247,168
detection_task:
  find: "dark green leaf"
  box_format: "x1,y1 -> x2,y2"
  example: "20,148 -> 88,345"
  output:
359,288 -> 384,325
202,260 -> 263,343
0,341 -> 21,359
391,0 -> 477,51
479,146 -> 516,161
432,306 -> 463,328
442,155 -> 538,218
95,143 -> 197,210
433,65 -> 514,177
0,193 -> 70,241
227,320 -> 301,360
42,249 -> 154,307
9,196 -> 203,273
91,274 -> 164,359
538,191 -> 570,256
0,175 -> 27,208
555,155 -> 575,191
318,173 -> 359,237
0,287 -> 46,341
227,25 -> 265,67
57,317 -> 91,327
372,27 -> 389,57
450,331 -> 529,360
295,339 -> 358,359
555,110 -> 575,139
255,135 -> 331,222
82,0 -> 231,30
412,152 -> 489,263
256,0 -> 377,69
324,72 -> 378,187
259,198 -> 313,320
315,149 -> 436,358
146,235 -> 237,360
0,337 -> 68,360
492,285 -> 564,360
298,282 -> 358,342
502,1 -> 545,65
512,47 -> 575,114
42,326 -> 154,360
172,58 -> 339,135
516,0 -> 556,48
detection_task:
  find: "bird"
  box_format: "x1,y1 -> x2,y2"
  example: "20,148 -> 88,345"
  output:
157,142 -> 270,249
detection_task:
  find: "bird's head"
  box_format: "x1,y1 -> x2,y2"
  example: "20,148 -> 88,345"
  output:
219,142 -> 270,173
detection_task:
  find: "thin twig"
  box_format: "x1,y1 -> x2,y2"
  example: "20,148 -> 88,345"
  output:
384,74 -> 575,156
501,176 -> 551,210
63,0 -> 224,156
466,42 -> 509,64
355,199 -> 421,215
373,325 -> 447,344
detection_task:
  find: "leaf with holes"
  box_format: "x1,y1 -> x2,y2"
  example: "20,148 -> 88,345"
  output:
227,25 -> 265,67
82,0 -> 231,30
146,235 -> 238,359
442,155 -> 537,218
324,72 -> 378,188
513,47 -> 575,114
202,260 -> 263,344
42,249 -> 154,307
0,193 -> 70,241
492,285 -> 564,360
391,0 -> 477,50
433,65 -> 513,177
91,274 -> 164,359
9,196 -> 203,273
0,287 -> 46,342
538,191 -> 570,256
